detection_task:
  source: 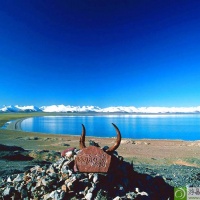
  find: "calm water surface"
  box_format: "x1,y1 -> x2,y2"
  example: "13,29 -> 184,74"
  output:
20,114 -> 200,140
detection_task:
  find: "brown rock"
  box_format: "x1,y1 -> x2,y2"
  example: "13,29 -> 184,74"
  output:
75,146 -> 111,173
61,184 -> 68,192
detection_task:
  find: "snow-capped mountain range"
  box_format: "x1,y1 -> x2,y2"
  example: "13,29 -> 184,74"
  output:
1,105 -> 200,114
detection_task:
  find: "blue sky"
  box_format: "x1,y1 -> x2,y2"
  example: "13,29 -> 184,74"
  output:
1,0 -> 200,107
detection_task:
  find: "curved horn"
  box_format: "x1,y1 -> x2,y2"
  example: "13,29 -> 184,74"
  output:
79,124 -> 86,149
106,123 -> 121,153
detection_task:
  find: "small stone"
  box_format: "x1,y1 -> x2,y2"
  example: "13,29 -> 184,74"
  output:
26,182 -> 32,190
61,173 -> 69,180
36,179 -> 42,188
30,165 -> 41,172
46,165 -> 56,174
49,190 -> 59,199
15,182 -> 24,192
88,184 -> 96,193
43,193 -> 51,200
3,186 -> 12,196
88,173 -> 93,180
102,146 -> 109,151
138,191 -> 148,196
85,192 -> 93,200
61,166 -> 69,174
80,178 -> 89,183
61,185 -> 67,192
23,175 -> 31,183
95,189 -> 108,200
93,174 -> 98,183
68,170 -> 73,176
13,174 -> 23,182
84,186 -> 89,195
113,196 -> 121,200
41,178 -> 47,186
63,143 -> 70,146
65,151 -> 73,158
135,188 -> 139,193
126,192 -> 137,199
61,147 -> 75,157
67,182 -> 73,190
7,176 -> 12,182
113,151 -> 118,157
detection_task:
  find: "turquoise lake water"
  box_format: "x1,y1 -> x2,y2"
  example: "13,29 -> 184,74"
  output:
20,114 -> 200,140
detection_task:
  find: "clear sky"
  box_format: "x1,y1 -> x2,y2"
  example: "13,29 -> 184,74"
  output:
1,0 -> 200,107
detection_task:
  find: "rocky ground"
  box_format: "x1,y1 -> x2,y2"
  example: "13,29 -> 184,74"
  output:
0,142 -> 200,199
0,144 -> 175,200
0,144 -> 60,177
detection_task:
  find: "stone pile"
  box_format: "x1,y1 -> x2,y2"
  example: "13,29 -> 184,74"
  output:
0,145 -> 173,200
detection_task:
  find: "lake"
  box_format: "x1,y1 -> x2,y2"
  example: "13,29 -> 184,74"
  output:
20,114 -> 200,140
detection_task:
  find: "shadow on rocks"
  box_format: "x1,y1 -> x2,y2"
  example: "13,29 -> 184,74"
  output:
95,157 -> 174,200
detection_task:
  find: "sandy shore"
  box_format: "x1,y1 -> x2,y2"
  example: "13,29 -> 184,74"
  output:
6,118 -> 25,131
0,117 -> 200,168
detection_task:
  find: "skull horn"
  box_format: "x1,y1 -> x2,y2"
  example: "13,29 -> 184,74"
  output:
79,124 -> 86,149
106,123 -> 121,153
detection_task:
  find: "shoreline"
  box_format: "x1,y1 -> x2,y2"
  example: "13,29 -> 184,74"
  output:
6,118 -> 25,131
4,118 -> 200,142
1,115 -> 200,169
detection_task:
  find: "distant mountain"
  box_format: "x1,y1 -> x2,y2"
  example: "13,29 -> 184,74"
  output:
1,104 -> 200,114
40,105 -> 101,113
0,105 -> 20,112
0,105 -> 41,112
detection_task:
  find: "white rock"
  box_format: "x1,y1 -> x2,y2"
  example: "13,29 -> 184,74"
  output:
3,187 -> 11,196
68,170 -> 72,176
88,173 -> 93,179
49,190 -> 59,199
135,187 -> 139,193
67,182 -> 73,190
7,177 -> 12,182
88,184 -> 96,193
138,191 -> 148,196
42,178 -> 47,186
85,192 -> 93,200
93,174 -> 98,183
13,174 -> 23,182
113,196 -> 122,200
65,151 -> 73,158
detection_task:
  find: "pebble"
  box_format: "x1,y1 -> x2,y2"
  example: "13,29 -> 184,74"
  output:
3,186 -> 12,196
93,173 -> 98,183
113,196 -> 122,200
85,192 -> 93,200
138,191 -> 148,196
65,151 -> 73,158
7,176 -> 12,182
13,174 -> 23,182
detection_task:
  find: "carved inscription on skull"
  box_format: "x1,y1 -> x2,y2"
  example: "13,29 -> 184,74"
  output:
75,146 -> 111,173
